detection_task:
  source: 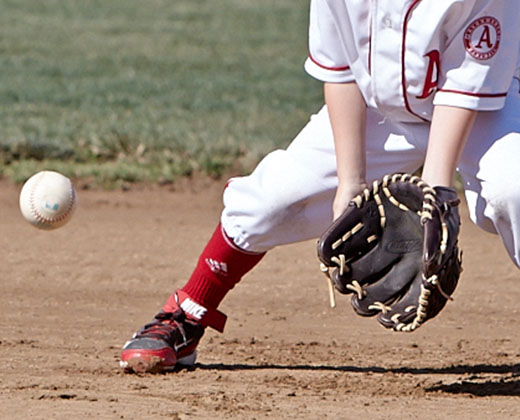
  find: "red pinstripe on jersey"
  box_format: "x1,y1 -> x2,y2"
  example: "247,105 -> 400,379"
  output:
308,53 -> 350,71
401,0 -> 428,122
438,89 -> 507,98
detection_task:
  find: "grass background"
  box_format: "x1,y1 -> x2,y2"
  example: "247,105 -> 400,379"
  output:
0,0 -> 322,187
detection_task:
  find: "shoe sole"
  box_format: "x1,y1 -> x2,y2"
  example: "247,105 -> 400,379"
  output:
120,350 -> 197,374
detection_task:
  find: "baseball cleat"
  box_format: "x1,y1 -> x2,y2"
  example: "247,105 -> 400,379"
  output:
120,309 -> 204,374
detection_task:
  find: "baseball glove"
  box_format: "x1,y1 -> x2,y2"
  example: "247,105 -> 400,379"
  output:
317,173 -> 462,332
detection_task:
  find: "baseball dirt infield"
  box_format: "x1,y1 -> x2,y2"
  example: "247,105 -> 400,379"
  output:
0,179 -> 518,419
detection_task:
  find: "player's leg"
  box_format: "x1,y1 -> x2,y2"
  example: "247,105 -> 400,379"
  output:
222,107 -> 427,251
119,225 -> 265,373
457,78 -> 520,267
120,106 -> 427,373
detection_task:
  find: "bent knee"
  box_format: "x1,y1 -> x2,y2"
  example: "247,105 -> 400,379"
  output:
483,182 -> 520,223
467,178 -> 520,235
220,150 -> 334,252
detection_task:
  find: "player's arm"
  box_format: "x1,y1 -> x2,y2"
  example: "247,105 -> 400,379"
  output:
324,81 -> 367,219
421,105 -> 477,187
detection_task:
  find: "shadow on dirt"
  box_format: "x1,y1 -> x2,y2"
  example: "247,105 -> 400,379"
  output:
194,362 -> 520,397
195,362 -> 520,376
425,378 -> 520,397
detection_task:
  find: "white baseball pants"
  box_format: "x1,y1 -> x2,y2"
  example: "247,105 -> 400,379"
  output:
221,79 -> 520,268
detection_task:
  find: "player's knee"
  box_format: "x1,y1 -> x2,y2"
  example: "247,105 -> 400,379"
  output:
479,184 -> 520,268
474,178 -> 520,234
222,175 -> 295,233
221,151 -> 310,251
476,133 -> 520,223
488,186 -> 520,218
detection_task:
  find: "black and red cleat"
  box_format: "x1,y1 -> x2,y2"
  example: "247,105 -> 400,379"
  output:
120,310 -> 204,374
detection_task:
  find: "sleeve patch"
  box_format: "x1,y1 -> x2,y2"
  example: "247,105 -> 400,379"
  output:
463,16 -> 501,60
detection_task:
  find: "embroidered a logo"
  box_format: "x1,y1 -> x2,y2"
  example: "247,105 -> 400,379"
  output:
417,50 -> 440,99
463,16 -> 501,60
205,258 -> 229,276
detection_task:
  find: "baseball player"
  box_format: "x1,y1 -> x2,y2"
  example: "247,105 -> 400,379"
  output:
120,0 -> 520,373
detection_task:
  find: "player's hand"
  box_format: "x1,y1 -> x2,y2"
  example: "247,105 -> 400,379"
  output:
332,180 -> 367,220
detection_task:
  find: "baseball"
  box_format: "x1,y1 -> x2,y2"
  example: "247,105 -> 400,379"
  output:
19,170 -> 77,230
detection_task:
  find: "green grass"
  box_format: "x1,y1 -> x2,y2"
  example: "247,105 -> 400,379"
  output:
0,0 -> 323,186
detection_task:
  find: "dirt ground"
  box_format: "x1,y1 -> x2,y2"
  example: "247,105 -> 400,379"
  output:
0,177 -> 519,420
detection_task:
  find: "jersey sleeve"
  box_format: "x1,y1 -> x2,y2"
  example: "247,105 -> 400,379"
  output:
304,0 -> 355,83
434,0 -> 520,111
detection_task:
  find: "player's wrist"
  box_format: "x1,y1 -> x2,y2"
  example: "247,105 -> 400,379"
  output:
336,177 -> 367,194
333,180 -> 367,220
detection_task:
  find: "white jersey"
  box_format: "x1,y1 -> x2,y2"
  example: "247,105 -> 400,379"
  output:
305,0 -> 520,123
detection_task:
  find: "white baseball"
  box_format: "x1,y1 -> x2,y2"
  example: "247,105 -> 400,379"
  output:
19,171 -> 77,230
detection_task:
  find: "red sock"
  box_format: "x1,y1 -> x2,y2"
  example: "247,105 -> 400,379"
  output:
163,223 -> 265,331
